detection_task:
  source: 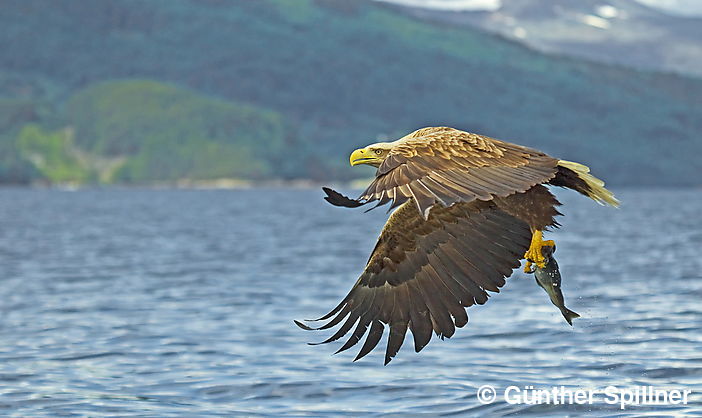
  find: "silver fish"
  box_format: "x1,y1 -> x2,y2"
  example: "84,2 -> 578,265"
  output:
528,245 -> 580,326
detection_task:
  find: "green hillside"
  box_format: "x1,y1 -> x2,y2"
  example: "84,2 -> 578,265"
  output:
67,80 -> 288,182
0,0 -> 700,185
12,81 -> 291,183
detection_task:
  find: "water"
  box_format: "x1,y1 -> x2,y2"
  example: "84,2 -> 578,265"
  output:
0,188 -> 700,416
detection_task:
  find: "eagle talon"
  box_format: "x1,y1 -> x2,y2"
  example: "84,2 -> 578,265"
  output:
523,230 -> 553,272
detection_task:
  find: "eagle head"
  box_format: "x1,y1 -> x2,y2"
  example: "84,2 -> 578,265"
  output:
349,142 -> 394,167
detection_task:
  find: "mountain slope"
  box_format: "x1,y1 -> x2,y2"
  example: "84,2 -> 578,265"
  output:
11,80 -> 289,184
396,0 -> 702,77
0,0 -> 701,185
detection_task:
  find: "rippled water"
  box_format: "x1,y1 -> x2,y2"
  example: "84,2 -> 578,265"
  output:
0,188 -> 700,416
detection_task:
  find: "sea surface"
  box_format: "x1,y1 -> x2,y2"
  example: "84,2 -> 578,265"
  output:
0,188 -> 700,416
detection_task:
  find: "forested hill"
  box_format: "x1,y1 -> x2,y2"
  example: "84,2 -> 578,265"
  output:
1,0 -> 700,186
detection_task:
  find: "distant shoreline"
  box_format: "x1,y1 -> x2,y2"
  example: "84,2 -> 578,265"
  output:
0,178 -> 376,191
0,182 -> 699,192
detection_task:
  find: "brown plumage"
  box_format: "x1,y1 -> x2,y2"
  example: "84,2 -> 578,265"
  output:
299,127 -> 618,364
359,127 -> 559,218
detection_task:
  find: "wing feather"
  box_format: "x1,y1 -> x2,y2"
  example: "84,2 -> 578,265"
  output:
297,196 -> 536,363
354,320 -> 385,361
425,264 -> 467,329
356,128 -> 558,218
406,281 -> 433,352
416,268 -> 455,338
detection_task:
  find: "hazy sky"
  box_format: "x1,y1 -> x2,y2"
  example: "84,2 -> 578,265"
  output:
376,0 -> 702,16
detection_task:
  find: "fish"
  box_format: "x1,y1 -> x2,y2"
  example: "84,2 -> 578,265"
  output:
527,245 -> 580,326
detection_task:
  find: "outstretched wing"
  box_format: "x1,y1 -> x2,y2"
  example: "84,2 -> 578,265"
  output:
359,128 -> 558,218
296,198 -> 532,364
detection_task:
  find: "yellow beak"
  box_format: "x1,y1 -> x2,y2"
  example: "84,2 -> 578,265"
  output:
350,148 -> 371,166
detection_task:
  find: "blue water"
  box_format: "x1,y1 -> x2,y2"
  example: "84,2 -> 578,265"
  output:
0,188 -> 700,416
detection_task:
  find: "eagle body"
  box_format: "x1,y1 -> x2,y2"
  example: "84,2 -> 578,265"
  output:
299,127 -> 618,364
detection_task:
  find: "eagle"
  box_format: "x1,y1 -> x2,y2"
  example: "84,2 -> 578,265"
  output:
296,127 -> 618,364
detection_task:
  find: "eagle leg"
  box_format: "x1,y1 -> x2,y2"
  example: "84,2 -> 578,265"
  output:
523,230 -> 555,272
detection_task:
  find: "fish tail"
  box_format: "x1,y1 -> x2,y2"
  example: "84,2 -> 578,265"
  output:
561,308 -> 580,326
556,160 -> 620,207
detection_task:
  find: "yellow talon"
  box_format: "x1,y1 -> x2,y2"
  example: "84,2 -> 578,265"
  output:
523,230 -> 555,272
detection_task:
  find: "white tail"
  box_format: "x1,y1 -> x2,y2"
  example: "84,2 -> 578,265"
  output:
558,160 -> 620,207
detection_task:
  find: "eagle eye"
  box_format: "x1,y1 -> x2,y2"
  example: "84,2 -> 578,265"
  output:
374,149 -> 383,155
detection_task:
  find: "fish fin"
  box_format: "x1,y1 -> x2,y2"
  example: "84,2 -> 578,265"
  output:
561,308 -> 580,326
